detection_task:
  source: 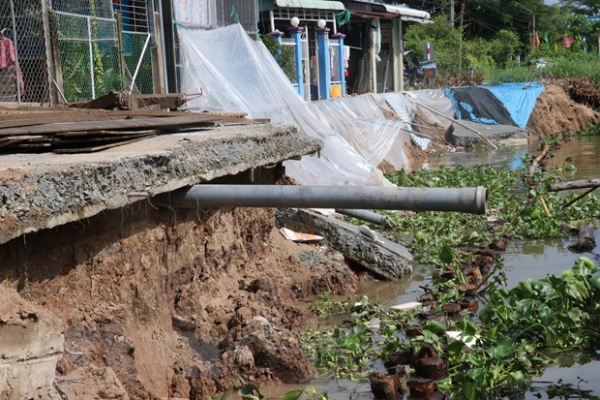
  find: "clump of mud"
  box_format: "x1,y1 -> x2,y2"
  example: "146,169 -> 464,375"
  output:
526,84 -> 599,137
0,204 -> 361,399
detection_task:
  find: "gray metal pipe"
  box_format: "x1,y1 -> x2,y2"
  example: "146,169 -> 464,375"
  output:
155,185 -> 487,214
335,209 -> 392,226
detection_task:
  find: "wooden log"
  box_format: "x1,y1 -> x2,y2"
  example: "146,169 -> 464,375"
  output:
549,178 -> 600,192
441,302 -> 461,315
568,224 -> 596,253
370,372 -> 401,400
407,378 -> 435,398
414,356 -> 447,380
529,142 -> 550,175
384,352 -> 413,371
405,325 -> 423,338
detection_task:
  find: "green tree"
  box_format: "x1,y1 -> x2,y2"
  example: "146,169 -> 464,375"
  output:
560,0 -> 600,16
404,15 -> 464,72
489,29 -> 522,66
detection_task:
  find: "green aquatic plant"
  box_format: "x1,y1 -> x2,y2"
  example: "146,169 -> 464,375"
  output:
300,240 -> 600,399
480,256 -> 600,350
575,123 -> 600,137
383,164 -> 600,264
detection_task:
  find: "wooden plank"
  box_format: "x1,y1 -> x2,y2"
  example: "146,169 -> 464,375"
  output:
0,115 -> 219,137
55,129 -> 159,138
131,93 -> 186,110
54,132 -> 155,144
68,92 -> 121,110
0,110 -> 254,130
216,117 -> 270,125
0,107 -> 248,118
53,135 -> 154,154
0,115 -> 139,130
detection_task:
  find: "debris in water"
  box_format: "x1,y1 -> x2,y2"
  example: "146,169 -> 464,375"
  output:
390,301 -> 422,312
445,331 -> 480,348
279,227 -> 324,243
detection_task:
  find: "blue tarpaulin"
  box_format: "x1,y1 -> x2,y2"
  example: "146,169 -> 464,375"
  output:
485,82 -> 544,128
444,87 -> 517,126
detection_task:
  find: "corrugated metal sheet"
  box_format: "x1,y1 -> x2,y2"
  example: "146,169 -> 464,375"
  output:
382,4 -> 430,19
275,0 -> 346,11
383,93 -> 432,150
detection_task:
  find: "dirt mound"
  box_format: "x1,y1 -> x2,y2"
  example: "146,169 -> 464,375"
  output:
0,204 -> 360,399
527,84 -> 599,137
558,77 -> 600,111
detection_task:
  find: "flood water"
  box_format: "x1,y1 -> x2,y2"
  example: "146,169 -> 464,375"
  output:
267,136 -> 600,399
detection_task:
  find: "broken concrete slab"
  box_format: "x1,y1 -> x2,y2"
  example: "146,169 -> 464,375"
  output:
449,121 -> 527,147
0,286 -> 64,399
0,123 -> 320,244
276,208 -> 412,279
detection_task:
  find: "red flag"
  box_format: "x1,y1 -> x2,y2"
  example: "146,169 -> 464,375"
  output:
534,31 -> 541,49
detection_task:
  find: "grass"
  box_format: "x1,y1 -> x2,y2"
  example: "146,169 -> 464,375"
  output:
486,59 -> 600,87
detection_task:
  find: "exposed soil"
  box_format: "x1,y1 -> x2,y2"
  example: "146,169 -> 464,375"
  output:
527,83 -> 599,137
0,202 -> 362,399
2,80 -> 598,400
558,77 -> 600,112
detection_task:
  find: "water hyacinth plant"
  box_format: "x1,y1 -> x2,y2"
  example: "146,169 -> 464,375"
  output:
298,163 -> 600,399
383,164 -> 600,264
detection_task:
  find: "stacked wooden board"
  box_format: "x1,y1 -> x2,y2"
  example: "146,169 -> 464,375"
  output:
0,107 -> 266,154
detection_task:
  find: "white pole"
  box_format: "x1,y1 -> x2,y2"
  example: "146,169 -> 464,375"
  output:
131,33 -> 152,93
87,16 -> 96,99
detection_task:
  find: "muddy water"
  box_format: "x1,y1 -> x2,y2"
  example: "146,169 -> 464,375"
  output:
267,136 -> 600,399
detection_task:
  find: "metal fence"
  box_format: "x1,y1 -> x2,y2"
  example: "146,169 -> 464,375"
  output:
55,11 -> 121,102
217,0 -> 259,38
0,0 -> 52,104
0,0 -> 155,106
123,31 -> 153,95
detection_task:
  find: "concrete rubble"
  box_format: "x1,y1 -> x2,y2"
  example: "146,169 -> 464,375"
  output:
277,208 -> 413,279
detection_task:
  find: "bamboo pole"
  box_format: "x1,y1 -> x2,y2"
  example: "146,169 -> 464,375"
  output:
549,178 -> 600,192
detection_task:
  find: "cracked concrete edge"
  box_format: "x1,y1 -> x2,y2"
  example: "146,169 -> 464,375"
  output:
0,123 -> 321,244
276,208 -> 413,280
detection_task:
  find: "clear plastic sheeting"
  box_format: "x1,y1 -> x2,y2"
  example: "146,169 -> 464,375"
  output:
405,89 -> 455,130
178,23 -> 391,186
382,93 -> 431,150
307,94 -> 412,172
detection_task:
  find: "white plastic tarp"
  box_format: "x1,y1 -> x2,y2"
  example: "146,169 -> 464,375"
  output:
178,23 -> 390,186
307,94 -> 413,172
405,89 -> 455,130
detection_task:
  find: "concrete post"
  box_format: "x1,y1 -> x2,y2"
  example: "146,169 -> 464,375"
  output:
392,19 -> 401,92
288,26 -> 305,99
270,29 -> 284,45
269,29 -> 284,62
316,27 -> 331,100
331,33 -> 346,96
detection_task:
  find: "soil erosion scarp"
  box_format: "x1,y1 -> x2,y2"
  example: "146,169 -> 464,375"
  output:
0,203 -> 361,399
